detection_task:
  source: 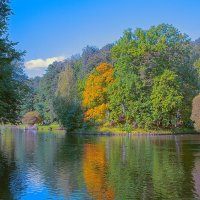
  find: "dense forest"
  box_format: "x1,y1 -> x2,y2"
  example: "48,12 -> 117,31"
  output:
1,0 -> 200,132
21,26 -> 200,132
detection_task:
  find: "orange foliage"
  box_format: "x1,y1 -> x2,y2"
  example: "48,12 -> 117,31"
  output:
83,144 -> 115,200
82,63 -> 114,121
84,103 -> 108,121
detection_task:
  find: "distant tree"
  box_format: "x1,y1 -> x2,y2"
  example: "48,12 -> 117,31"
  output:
192,37 -> 200,61
194,59 -> 200,78
83,63 -> 114,122
34,61 -> 65,124
81,45 -> 113,76
54,64 -> 85,131
56,66 -> 76,98
22,111 -> 42,126
194,38 -> 200,46
101,43 -> 114,51
82,46 -> 100,74
69,54 -> 82,79
20,77 -> 41,117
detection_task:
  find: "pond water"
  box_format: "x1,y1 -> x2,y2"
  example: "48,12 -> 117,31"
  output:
0,128 -> 200,200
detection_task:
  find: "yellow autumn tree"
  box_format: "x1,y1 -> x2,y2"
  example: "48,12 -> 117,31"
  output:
82,63 -> 114,122
56,67 -> 75,98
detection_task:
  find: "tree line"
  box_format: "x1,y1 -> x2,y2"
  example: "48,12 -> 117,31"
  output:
22,25 -> 200,132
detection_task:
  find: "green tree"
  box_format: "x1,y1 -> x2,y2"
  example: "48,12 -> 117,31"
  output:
108,71 -> 151,129
151,70 -> 183,128
54,66 -> 84,131
54,97 -> 84,132
109,24 -> 199,129
56,66 -> 76,98
20,77 -> 41,117
0,0 -> 27,123
34,61 -> 65,124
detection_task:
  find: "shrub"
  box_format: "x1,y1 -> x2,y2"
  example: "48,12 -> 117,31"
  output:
54,97 -> 84,132
22,111 -> 42,125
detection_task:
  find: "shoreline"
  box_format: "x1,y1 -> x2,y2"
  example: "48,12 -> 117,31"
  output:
0,125 -> 198,136
68,127 -> 198,136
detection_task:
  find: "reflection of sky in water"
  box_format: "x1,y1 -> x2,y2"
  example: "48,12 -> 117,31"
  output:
1,130 -> 92,200
18,186 -> 91,200
10,163 -> 91,200
16,182 -> 91,200
22,191 -> 91,200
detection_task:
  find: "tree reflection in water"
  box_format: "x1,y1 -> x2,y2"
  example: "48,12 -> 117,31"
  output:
83,144 -> 114,200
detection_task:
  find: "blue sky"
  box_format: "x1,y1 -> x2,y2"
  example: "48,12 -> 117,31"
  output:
9,0 -> 200,77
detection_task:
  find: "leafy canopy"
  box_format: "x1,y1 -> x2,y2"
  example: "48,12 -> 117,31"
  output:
83,63 -> 114,122
0,0 -> 27,124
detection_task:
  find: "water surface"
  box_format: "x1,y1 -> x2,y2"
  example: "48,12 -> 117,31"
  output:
0,128 -> 200,200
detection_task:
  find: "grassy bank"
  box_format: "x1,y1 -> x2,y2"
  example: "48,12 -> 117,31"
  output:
37,123 -> 64,131
1,124 -> 197,135
2,123 -> 63,131
104,127 -> 197,134
75,126 -> 198,135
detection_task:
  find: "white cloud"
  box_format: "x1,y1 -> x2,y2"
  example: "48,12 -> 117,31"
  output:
25,56 -> 65,70
25,68 -> 47,78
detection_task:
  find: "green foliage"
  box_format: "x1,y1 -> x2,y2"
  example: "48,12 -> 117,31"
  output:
20,77 -> 41,117
56,66 -> 76,98
151,70 -> 183,128
54,97 -> 84,132
194,59 -> 200,78
0,0 -> 27,124
32,62 -> 65,124
108,72 -> 150,128
109,24 -> 199,129
54,64 -> 85,131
